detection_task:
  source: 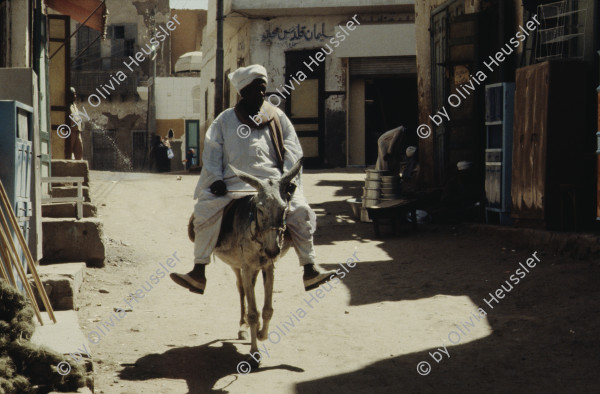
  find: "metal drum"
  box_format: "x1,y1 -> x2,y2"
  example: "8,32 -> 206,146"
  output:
365,169 -> 388,180
362,197 -> 379,207
363,187 -> 380,199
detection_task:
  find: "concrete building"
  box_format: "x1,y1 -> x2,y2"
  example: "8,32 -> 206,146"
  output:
198,0 -> 417,168
69,0 -> 172,171
152,9 -> 206,170
414,0 -> 598,231
155,76 -> 203,168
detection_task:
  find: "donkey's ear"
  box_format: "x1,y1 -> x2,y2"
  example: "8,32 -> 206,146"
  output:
280,158 -> 304,190
230,165 -> 263,190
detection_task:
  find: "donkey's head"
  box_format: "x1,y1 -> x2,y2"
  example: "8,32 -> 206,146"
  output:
231,158 -> 303,259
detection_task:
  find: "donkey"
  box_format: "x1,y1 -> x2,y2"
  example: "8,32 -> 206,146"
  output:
188,158 -> 303,368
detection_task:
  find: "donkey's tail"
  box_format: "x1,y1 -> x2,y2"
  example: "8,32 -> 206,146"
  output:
188,213 -> 195,242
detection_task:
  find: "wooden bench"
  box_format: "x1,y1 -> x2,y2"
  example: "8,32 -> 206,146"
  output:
41,177 -> 84,220
365,199 -> 418,238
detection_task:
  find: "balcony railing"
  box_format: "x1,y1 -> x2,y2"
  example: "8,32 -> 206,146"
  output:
71,70 -> 139,97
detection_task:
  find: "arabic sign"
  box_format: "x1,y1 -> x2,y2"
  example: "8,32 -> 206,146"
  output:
261,23 -> 333,45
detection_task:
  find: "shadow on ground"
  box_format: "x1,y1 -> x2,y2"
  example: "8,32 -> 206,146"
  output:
118,339 -> 304,393
305,225 -> 600,393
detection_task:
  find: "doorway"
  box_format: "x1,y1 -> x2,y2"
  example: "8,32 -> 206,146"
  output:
364,77 -> 419,165
91,129 -> 117,170
185,120 -> 200,168
285,50 -> 325,168
131,130 -> 146,170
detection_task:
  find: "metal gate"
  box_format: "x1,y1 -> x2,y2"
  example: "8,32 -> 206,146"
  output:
91,129 -> 117,171
131,130 -> 146,171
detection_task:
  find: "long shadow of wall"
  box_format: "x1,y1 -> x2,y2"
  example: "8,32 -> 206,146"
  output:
300,226 -> 600,393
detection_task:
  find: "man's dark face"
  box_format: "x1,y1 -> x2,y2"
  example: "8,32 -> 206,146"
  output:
240,79 -> 266,110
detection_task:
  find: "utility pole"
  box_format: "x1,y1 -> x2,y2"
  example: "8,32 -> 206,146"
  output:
214,0 -> 224,117
145,9 -> 157,171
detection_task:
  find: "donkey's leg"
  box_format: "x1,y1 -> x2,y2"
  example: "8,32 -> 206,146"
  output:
234,268 -> 249,340
241,265 -> 261,360
258,265 -> 274,341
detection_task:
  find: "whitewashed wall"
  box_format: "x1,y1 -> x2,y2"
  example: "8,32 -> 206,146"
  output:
155,77 -> 202,119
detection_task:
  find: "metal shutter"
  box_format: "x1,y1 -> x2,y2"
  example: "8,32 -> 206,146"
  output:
349,56 -> 417,76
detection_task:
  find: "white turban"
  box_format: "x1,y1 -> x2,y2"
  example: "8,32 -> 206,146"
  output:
228,65 -> 268,94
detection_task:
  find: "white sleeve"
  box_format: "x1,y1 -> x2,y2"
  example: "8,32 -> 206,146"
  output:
278,111 -> 303,173
201,119 -> 224,186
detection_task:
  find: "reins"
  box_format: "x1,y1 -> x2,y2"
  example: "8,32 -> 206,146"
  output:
249,196 -> 289,247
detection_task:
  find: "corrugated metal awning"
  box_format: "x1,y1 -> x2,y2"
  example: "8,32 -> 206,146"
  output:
349,56 -> 417,76
45,0 -> 107,32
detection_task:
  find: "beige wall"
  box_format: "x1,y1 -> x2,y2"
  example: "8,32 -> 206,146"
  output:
156,119 -> 185,139
335,23 -> 416,58
170,9 -> 207,71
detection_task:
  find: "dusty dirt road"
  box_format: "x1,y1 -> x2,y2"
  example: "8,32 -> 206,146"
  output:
76,170 -> 600,394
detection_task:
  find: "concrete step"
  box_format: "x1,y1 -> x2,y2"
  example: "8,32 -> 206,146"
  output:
41,218 -> 105,267
28,262 -> 86,311
43,202 -> 97,218
51,186 -> 91,203
51,160 -> 90,186
30,310 -> 94,393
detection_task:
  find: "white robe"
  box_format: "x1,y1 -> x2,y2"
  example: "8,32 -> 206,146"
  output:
192,106 -> 316,265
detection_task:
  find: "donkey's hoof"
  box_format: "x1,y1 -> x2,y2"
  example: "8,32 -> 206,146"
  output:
257,330 -> 268,341
238,330 -> 249,340
246,355 -> 260,370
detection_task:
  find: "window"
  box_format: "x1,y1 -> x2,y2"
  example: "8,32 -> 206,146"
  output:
74,25 -> 101,70
114,25 -> 125,39
124,39 -> 135,57
110,24 -> 137,59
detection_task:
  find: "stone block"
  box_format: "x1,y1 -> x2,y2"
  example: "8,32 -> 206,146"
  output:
42,202 -> 97,218
28,263 -> 85,311
42,218 -> 105,267
51,186 -> 91,202
31,310 -> 94,392
51,160 -> 90,186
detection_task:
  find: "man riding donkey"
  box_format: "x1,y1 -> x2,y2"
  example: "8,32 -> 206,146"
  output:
170,64 -> 336,293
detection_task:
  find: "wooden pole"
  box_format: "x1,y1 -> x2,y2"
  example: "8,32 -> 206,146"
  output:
0,181 -> 55,323
0,181 -> 56,323
0,235 -> 13,283
0,215 -> 44,324
0,232 -> 17,285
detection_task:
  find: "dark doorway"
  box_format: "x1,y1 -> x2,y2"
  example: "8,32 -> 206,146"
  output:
364,77 -> 418,165
91,129 -> 117,171
185,120 -> 200,168
131,130 -> 146,171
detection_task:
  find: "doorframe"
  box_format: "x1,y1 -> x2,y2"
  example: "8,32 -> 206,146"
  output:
284,49 -> 325,168
185,119 -> 200,167
48,14 -> 70,159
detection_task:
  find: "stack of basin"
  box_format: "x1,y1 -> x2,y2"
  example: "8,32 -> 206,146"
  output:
380,175 -> 402,201
360,170 -> 385,222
